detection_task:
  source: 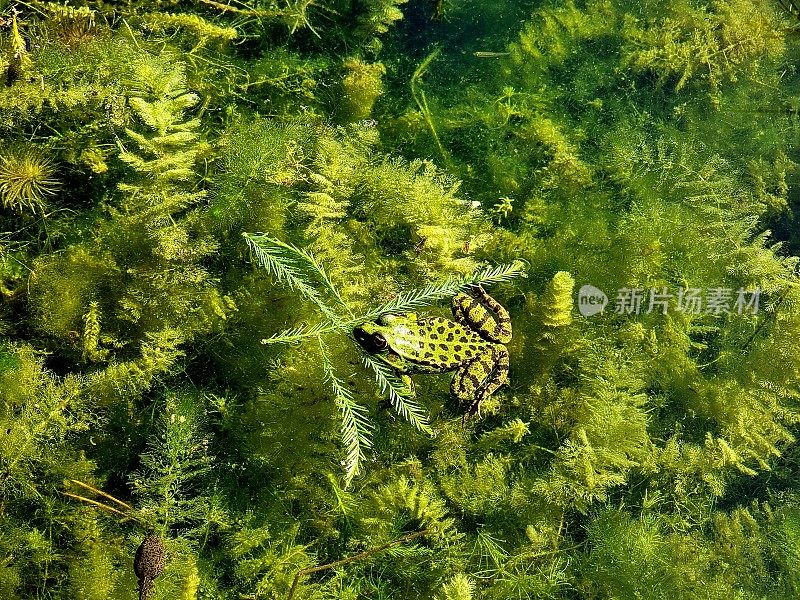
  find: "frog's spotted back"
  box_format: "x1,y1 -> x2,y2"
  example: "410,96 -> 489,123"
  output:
413,316 -> 483,369
134,536 -> 166,600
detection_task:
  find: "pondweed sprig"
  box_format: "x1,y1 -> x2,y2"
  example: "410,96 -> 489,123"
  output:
244,232 -> 344,322
361,353 -> 432,435
359,261 -> 527,323
319,336 -> 373,482
243,231 -> 525,484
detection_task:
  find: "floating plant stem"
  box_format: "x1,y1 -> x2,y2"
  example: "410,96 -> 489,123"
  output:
411,48 -> 451,167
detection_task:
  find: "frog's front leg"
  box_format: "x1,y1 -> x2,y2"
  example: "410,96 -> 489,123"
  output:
450,345 -> 510,422
451,285 -> 512,343
383,350 -> 415,396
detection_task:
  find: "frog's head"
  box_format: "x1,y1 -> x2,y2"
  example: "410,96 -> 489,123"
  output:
353,313 -> 409,354
353,321 -> 389,354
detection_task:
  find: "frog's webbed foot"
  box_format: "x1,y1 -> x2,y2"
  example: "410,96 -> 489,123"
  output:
462,404 -> 478,427
399,373 -> 415,397
461,391 -> 483,427
379,351 -> 415,396
451,286 -> 512,344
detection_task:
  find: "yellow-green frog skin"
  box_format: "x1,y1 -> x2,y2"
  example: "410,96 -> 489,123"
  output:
354,286 -> 511,421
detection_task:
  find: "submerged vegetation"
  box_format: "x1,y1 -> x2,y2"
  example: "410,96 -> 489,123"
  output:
2,0 -> 800,597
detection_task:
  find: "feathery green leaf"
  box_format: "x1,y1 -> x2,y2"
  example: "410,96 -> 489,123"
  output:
260,321 -> 338,345
359,260 -> 526,322
361,353 -> 433,435
243,232 -> 342,322
319,338 -> 373,487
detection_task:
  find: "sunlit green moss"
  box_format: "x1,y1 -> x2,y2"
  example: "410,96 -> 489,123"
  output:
0,146 -> 59,214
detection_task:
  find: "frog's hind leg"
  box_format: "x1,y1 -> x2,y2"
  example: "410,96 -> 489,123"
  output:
450,362 -> 478,404
451,286 -> 512,343
451,346 -> 510,423
465,346 -> 510,422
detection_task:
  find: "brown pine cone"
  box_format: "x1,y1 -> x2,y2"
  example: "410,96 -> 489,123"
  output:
134,536 -> 166,600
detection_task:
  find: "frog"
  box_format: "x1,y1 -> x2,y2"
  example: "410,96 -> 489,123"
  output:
353,285 -> 511,422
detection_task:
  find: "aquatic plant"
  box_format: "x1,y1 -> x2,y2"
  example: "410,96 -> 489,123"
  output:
436,574 -> 475,600
354,0 -> 408,47
539,271 -> 574,330
410,48 -> 450,166
621,0 -> 785,96
0,146 -> 59,214
245,231 -> 525,484
41,4 -> 101,47
141,12 -> 237,50
6,0 -> 800,598
339,58 -> 386,121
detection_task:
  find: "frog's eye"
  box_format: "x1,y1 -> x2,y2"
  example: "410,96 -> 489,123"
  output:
353,327 -> 389,353
373,333 -> 388,350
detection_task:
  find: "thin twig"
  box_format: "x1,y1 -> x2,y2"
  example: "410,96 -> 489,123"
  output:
61,492 -> 135,521
198,0 -> 284,17
287,528 -> 435,599
69,479 -> 135,511
410,48 -> 450,167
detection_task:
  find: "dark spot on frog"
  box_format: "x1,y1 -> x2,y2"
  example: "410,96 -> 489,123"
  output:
439,354 -> 449,363
446,332 -> 455,341
424,351 -> 434,358
459,336 -> 469,343
439,343 -> 448,350
469,344 -> 477,351
428,342 -> 437,349
437,325 -> 445,334
454,345 -> 462,352
429,333 -> 438,340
